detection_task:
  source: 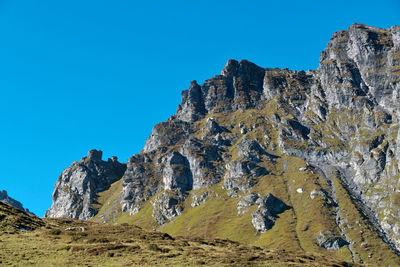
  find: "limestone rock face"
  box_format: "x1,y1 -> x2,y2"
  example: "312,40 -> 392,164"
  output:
152,189 -> 186,225
45,150 -> 126,220
117,24 -> 400,250
47,23 -> 400,261
223,160 -> 268,192
120,153 -> 160,216
162,152 -> 193,191
175,59 -> 266,122
191,191 -> 208,207
144,120 -> 191,153
294,24 -> 400,249
176,81 -> 205,122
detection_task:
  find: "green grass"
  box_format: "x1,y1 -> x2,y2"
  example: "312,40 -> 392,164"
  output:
162,184 -> 259,244
92,179 -> 124,224
0,208 -> 354,266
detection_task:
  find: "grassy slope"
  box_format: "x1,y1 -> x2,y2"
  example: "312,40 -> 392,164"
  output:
0,209 -> 355,266
0,202 -> 44,232
92,179 -> 124,224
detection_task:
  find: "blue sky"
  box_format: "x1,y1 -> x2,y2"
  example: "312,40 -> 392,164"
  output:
0,0 -> 398,216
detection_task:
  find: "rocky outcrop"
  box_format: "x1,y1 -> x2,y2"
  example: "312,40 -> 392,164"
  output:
191,191 -> 208,207
144,120 -> 191,153
175,60 -> 266,123
282,24 -> 400,250
205,117 -> 228,135
116,23 -> 400,250
224,140 -> 271,192
120,153 -> 160,216
251,194 -> 290,232
0,190 -> 32,215
223,160 -> 268,192
237,193 -> 259,215
152,189 -> 186,225
317,232 -> 349,250
162,152 -> 193,191
236,193 -> 290,232
45,150 -> 126,220
47,23 -> 400,259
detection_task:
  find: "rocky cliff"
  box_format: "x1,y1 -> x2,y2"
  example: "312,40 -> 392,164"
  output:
47,24 -> 400,265
45,150 -> 126,220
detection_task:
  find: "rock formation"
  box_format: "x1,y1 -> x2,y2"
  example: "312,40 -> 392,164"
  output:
47,24 -> 400,264
45,149 -> 126,220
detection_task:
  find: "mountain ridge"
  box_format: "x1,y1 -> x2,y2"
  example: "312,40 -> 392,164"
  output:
43,23 -> 400,265
0,190 -> 33,215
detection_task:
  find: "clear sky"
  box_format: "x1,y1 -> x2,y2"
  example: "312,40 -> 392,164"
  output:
0,0 -> 398,216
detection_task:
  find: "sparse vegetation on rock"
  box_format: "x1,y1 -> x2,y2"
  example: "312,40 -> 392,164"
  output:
32,23 -> 400,266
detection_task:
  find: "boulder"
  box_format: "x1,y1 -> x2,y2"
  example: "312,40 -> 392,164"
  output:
237,193 -> 259,215
317,232 -> 349,250
251,194 -> 290,232
205,117 -> 228,135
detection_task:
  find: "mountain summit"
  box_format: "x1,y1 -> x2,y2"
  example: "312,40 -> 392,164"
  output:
45,23 -> 400,265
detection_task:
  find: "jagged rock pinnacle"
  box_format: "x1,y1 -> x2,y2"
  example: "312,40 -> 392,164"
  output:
45,149 -> 126,220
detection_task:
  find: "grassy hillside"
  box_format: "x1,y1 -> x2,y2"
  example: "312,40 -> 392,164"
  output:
1,203 -> 355,266
0,202 -> 44,232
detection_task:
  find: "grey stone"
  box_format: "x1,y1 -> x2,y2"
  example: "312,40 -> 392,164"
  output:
45,23 -> 400,252
317,232 -> 349,250
227,187 -> 240,198
176,80 -> 205,122
236,139 -> 266,162
310,189 -> 325,200
152,189 -> 186,225
144,121 -> 190,153
251,194 -> 289,232
121,153 -> 161,216
45,149 -> 126,220
237,193 -> 259,214
224,160 -> 268,191
191,192 -> 209,207
163,152 -> 193,191
205,117 -> 228,135
87,149 -> 102,161
251,208 -> 276,233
